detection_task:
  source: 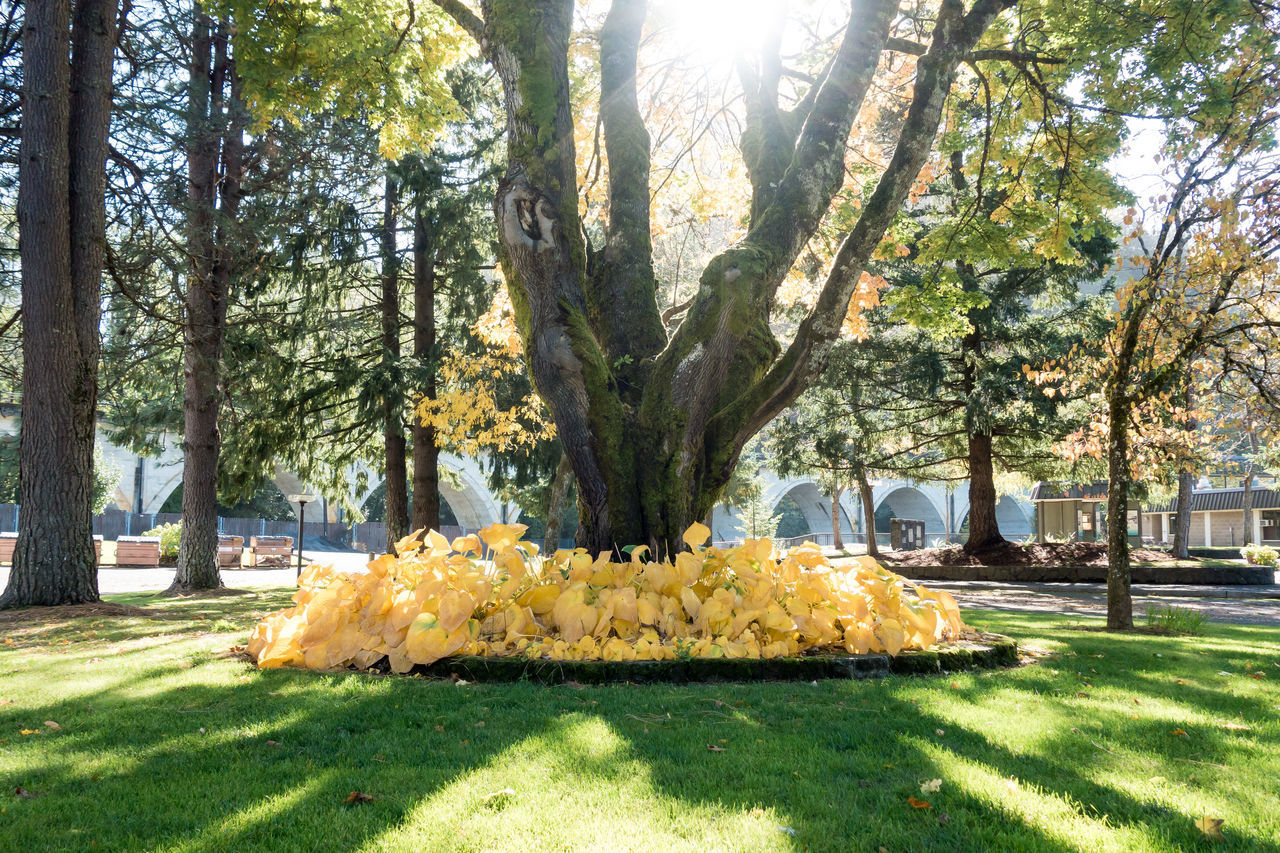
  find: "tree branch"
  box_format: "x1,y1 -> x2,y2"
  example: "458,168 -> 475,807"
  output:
431,0 -> 484,42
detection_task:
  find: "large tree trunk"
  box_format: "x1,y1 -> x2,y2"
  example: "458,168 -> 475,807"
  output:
380,171 -> 409,551
460,0 -> 1009,555
2,0 -> 118,609
411,204 -> 441,533
857,469 -> 879,559
543,451 -> 574,553
173,18 -> 241,594
1106,390 -> 1134,629
1172,470 -> 1194,559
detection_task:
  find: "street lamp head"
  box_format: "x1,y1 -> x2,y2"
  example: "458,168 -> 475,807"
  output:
288,493 -> 318,505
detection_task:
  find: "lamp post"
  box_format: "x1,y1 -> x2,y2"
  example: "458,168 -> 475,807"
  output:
288,493 -> 317,578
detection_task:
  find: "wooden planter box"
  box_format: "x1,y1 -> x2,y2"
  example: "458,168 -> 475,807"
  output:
218,535 -> 245,568
116,536 -> 162,567
1,533 -> 101,565
249,535 -> 293,566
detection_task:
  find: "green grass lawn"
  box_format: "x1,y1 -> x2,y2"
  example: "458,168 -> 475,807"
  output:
2,588 -> 1278,852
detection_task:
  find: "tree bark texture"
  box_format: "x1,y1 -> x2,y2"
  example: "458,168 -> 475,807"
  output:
3,0 -> 119,608
1106,390 -> 1134,629
381,172 -> 410,551
857,470 -> 879,558
1172,470 -> 1194,559
543,451 -> 575,553
964,432 -> 1005,553
174,17 -> 242,594
459,0 -> 1010,554
411,203 -> 441,533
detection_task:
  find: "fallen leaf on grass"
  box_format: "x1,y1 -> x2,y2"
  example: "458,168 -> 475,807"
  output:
936,812 -> 951,825
19,729 -> 38,736
1171,728 -> 1188,737
707,744 -> 726,752
14,787 -> 33,798
1076,692 -> 1090,698
264,740 -> 280,747
920,778 -> 942,794
343,791 -> 373,805
1219,722 -> 1250,732
43,721 -> 60,730
777,826 -> 796,836
480,788 -> 515,802
935,728 -> 945,736
1195,816 -> 1224,839
906,797 -> 931,809
1250,672 -> 1265,680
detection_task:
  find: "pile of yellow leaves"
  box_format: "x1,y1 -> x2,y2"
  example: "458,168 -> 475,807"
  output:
248,522 -> 967,672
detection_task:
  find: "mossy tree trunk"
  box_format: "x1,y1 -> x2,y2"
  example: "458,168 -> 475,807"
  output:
1106,386 -> 1134,629
2,0 -> 119,608
440,0 -> 1011,554
543,451 -> 574,553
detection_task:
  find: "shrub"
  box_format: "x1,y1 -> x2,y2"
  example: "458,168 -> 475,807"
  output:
142,522 -> 182,561
1241,543 -> 1278,567
1145,604 -> 1207,636
249,523 -> 972,672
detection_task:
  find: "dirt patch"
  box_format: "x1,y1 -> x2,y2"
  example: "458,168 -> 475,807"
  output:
881,541 -> 1176,567
0,601 -> 167,625
157,586 -> 256,599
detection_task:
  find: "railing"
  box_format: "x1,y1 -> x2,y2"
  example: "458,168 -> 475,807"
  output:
0,503 -> 473,555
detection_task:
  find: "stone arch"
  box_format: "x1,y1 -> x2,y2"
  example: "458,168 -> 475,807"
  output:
954,495 -> 1033,543
762,478 -> 855,539
142,467 -> 184,514
996,495 -> 1033,541
874,486 -> 947,537
352,453 -> 502,530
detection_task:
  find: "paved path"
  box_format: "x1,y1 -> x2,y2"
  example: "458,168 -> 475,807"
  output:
939,586 -> 1280,627
2,554 -> 1276,626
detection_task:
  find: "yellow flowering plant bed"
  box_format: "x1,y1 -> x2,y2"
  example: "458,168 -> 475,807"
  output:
247,522 -> 969,672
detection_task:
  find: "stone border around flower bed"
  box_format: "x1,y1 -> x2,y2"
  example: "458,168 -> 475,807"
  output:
892,564 -> 1272,585
396,633 -> 1017,684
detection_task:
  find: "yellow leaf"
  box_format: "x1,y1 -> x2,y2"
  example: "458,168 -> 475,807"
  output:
682,522 -> 711,549
1195,816 -> 1224,839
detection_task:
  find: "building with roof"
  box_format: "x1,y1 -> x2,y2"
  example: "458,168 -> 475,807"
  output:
1031,481 -> 1280,548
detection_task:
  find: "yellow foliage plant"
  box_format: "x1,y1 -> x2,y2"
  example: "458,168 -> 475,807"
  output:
248,522 -> 968,672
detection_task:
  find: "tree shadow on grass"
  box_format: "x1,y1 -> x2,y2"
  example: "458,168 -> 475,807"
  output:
7,668 -> 1269,851
3,608 -> 1279,851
